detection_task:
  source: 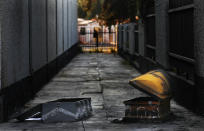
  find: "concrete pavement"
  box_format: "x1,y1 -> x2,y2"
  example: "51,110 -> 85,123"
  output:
0,53 -> 204,131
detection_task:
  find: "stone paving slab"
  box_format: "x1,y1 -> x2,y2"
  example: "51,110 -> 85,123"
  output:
0,53 -> 204,130
0,121 -> 84,131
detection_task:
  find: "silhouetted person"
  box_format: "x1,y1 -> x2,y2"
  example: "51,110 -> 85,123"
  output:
94,29 -> 99,51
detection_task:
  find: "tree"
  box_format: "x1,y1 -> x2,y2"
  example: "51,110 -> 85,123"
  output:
78,0 -> 92,12
78,0 -> 104,19
78,0 -> 144,25
100,0 -> 139,26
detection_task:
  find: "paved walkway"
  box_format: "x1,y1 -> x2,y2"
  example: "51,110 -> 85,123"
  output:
0,53 -> 204,130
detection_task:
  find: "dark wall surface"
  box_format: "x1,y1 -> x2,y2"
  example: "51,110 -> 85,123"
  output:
0,0 -> 79,121
118,0 -> 204,115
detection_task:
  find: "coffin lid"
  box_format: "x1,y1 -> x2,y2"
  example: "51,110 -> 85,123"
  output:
129,70 -> 171,100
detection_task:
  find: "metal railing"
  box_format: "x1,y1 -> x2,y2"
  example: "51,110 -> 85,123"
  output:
168,0 -> 195,82
134,25 -> 139,53
169,0 -> 193,9
145,0 -> 156,61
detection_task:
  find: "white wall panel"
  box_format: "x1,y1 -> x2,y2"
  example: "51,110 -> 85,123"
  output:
47,0 -> 57,62
57,0 -> 63,55
1,0 -> 30,87
68,0 -> 72,48
63,0 -> 68,51
73,0 -> 78,44
0,0 -> 79,87
31,0 -> 47,71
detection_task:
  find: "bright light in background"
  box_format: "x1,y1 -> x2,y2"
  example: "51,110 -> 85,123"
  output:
135,16 -> 139,21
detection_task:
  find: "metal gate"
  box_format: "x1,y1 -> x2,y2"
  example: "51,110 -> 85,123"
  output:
79,30 -> 117,53
145,0 -> 156,61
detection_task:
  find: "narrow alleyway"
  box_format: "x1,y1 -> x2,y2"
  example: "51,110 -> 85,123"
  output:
0,53 -> 204,130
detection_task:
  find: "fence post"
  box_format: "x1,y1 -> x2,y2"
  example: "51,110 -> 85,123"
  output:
117,25 -> 121,52
129,23 -> 136,55
121,25 -> 124,52
123,24 -> 128,52
138,20 -> 145,56
155,0 -> 169,69
122,25 -> 126,52
194,0 -> 204,115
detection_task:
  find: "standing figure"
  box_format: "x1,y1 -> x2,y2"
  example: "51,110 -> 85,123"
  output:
93,28 -> 99,51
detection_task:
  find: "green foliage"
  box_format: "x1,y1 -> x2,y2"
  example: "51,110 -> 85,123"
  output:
100,0 -> 140,26
101,0 -> 127,25
128,0 -> 138,21
78,6 -> 87,18
78,0 -> 104,19
78,0 -> 144,25
78,0 -> 92,12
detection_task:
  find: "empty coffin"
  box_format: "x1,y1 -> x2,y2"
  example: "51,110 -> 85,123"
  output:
124,70 -> 172,121
16,98 -> 92,123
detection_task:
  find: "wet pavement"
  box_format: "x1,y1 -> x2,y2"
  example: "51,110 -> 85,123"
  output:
0,53 -> 204,131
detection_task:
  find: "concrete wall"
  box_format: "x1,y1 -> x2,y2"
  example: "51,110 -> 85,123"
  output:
0,0 -> 78,121
71,0 -> 74,46
122,24 -> 128,51
31,0 -> 47,71
0,0 -> 78,87
57,0 -> 64,55
72,0 -> 78,45
155,0 -> 169,68
138,20 -> 145,56
0,24 -> 1,90
117,25 -> 121,50
68,0 -> 72,48
47,0 -> 57,62
63,0 -> 68,51
68,0 -> 78,47
128,23 -> 136,55
0,1 -> 5,121
1,0 -> 30,87
0,1 -> 3,90
194,0 -> 204,113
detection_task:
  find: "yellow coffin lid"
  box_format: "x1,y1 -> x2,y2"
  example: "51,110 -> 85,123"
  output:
129,70 -> 171,99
